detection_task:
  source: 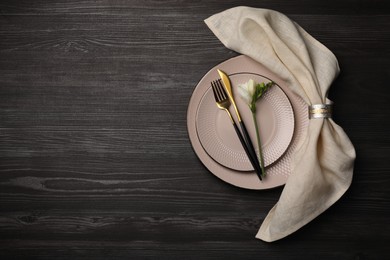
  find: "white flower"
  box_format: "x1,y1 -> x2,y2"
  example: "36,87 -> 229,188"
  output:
236,79 -> 274,178
237,81 -> 253,105
247,79 -> 256,96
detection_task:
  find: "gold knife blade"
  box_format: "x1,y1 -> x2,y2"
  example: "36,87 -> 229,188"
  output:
217,69 -> 242,122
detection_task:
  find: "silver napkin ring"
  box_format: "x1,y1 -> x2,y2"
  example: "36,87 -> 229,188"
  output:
309,103 -> 333,119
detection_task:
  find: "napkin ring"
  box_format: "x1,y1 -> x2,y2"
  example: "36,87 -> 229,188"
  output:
309,103 -> 333,119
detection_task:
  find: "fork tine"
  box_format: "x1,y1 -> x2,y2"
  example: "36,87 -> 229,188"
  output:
211,81 -> 220,102
214,80 -> 223,101
212,80 -> 223,102
215,79 -> 227,100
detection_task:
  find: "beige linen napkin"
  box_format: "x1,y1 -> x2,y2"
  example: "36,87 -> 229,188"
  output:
205,6 -> 356,242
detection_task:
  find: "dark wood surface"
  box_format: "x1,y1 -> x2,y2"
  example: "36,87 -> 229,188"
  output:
0,1 -> 389,259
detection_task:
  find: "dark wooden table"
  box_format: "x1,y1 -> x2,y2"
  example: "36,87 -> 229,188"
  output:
1,1 -> 389,259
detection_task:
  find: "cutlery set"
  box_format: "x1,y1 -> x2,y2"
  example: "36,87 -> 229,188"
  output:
212,69 -> 264,181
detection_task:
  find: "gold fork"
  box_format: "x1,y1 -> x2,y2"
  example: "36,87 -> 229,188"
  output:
211,80 -> 263,180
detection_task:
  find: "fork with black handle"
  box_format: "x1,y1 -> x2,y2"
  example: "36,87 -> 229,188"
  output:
211,80 -> 263,181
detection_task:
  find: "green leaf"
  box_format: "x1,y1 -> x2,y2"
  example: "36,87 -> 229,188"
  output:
254,81 -> 274,100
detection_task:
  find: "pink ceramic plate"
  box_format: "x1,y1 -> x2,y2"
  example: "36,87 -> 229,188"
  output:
196,73 -> 294,171
187,55 -> 309,189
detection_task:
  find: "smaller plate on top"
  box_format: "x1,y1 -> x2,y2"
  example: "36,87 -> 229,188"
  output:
196,73 -> 295,171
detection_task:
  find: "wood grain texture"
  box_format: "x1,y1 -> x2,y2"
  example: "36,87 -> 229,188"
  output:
0,0 -> 389,259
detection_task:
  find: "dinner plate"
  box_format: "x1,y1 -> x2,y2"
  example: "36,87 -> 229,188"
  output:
196,73 -> 295,171
187,55 -> 309,189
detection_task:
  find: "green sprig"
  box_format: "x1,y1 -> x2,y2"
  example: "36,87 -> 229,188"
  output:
248,81 -> 274,178
249,81 -> 274,113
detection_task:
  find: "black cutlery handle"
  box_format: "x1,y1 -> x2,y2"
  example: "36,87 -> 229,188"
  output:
232,121 -> 262,180
238,120 -> 263,180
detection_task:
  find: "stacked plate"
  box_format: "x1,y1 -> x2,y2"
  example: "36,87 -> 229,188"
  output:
187,55 -> 309,189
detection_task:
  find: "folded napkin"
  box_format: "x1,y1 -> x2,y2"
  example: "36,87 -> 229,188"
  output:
205,6 -> 356,242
